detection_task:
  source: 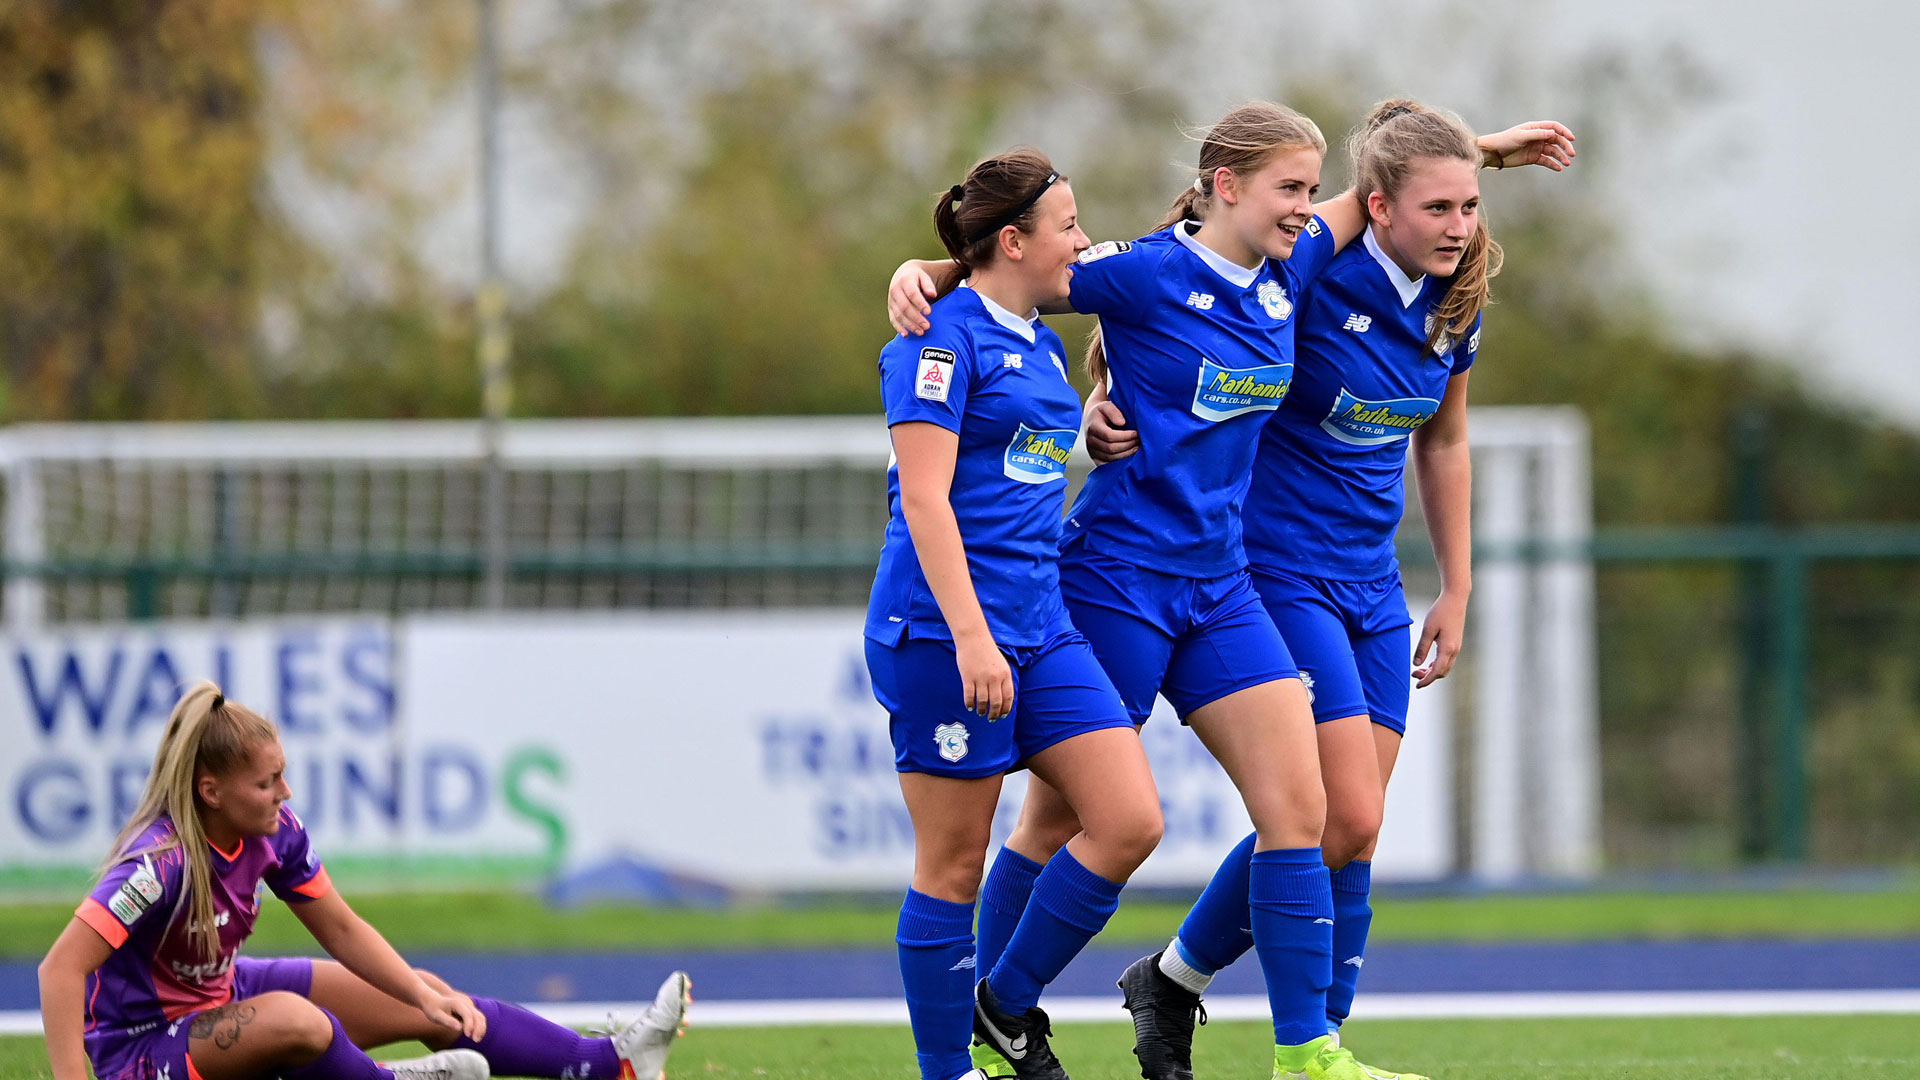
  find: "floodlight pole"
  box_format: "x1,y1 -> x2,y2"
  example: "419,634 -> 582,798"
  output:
477,0 -> 511,609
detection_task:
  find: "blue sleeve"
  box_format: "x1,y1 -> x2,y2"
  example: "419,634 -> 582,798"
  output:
1067,239 -> 1157,321
879,316 -> 974,433
1280,214 -> 1340,289
1449,313 -> 1483,375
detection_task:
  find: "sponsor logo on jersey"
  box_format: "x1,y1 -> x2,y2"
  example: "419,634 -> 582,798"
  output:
108,856 -> 162,925
1318,387 -> 1441,446
915,347 -> 956,402
1003,424 -> 1076,484
1186,291 -> 1215,310
1078,240 -> 1131,264
1257,280 -> 1293,320
1191,359 -> 1292,421
934,722 -> 970,763
1343,313 -> 1372,333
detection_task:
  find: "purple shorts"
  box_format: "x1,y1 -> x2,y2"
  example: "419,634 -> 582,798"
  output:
86,957 -> 316,1080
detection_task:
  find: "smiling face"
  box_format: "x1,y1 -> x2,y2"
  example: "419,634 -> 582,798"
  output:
1371,155 -> 1480,278
197,737 -> 291,840
1220,146 -> 1323,263
1016,182 -> 1090,303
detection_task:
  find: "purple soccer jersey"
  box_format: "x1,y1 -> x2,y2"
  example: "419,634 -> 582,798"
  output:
76,806 -> 331,1039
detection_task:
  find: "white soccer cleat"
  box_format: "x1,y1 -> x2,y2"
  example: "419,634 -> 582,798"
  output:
382,1047 -> 490,1080
611,970 -> 693,1080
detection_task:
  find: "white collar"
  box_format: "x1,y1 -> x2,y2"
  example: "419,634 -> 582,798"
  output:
959,280 -> 1038,343
1364,227 -> 1425,308
1172,220 -> 1259,289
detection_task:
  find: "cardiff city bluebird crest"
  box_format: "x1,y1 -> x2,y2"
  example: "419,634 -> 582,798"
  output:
1258,280 -> 1293,320
934,722 -> 970,763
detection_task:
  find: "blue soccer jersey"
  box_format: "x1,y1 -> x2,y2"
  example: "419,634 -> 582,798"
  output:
1244,227 -> 1480,579
867,283 -> 1084,647
1061,219 -> 1338,577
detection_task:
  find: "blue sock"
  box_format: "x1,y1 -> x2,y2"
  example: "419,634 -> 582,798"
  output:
1173,831 -> 1259,975
897,889 -> 977,1080
987,848 -> 1124,1012
1249,847 -> 1333,1047
977,846 -> 1043,981
1326,860 -> 1373,1032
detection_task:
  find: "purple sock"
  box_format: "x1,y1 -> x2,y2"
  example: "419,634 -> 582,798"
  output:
455,997 -> 624,1079
279,1009 -> 394,1080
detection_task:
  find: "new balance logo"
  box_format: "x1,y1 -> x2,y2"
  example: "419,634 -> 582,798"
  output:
1344,956 -> 1365,968
1002,353 -> 1023,368
1314,917 -> 1335,925
950,955 -> 976,970
1343,314 -> 1372,332
1186,291 -> 1215,310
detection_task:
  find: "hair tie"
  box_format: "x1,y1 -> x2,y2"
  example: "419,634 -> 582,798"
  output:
209,692 -> 225,712
948,184 -> 965,204
1377,105 -> 1415,126
1192,177 -> 1206,194
963,170 -> 1060,246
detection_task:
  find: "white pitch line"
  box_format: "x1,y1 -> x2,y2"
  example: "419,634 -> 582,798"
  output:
6,991 -> 1919,1037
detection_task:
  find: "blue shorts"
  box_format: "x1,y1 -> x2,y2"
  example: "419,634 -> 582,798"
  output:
1251,565 -> 1414,734
87,957 -> 316,1080
1060,547 -> 1297,724
866,628 -> 1135,777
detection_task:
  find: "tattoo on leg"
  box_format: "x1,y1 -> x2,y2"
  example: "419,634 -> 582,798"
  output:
188,1002 -> 258,1051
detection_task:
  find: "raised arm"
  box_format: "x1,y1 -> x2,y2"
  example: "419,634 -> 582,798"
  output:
292,890 -> 485,1042
891,422 -> 1014,719
887,258 -> 1074,336
38,919 -> 114,1080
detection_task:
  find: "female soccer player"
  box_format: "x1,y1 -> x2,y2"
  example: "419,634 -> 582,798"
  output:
39,681 -> 691,1080
867,148 -> 1164,1080
886,104 -> 1572,1080
1088,100 -> 1571,1080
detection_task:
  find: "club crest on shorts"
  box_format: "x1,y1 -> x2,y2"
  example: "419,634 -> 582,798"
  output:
934,722 -> 970,763
1258,280 -> 1292,321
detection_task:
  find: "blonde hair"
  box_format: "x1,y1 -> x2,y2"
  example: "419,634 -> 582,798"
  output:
1086,102 -> 1327,384
103,681 -> 278,961
1349,98 -> 1504,354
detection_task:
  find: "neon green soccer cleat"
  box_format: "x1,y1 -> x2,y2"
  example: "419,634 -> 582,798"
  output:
1329,1029 -> 1430,1080
971,1040 -> 1013,1076
1272,1034 -> 1428,1080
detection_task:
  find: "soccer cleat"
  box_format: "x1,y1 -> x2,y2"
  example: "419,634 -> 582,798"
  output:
973,977 -> 1070,1080
972,1040 -> 1014,1076
383,1048 -> 490,1080
1273,1035 -> 1407,1080
610,970 -> 693,1080
1116,951 -> 1207,1080
1325,1030 -> 1429,1080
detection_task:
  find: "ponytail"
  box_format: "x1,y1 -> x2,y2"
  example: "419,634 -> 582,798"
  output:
933,148 -> 1064,279
104,681 -> 278,961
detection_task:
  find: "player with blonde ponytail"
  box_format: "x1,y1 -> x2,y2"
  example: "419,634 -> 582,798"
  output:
888,101 -> 1571,1080
1081,99 -> 1574,1080
41,681 -> 691,1080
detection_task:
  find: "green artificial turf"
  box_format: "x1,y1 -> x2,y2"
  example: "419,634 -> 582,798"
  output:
6,1015 -> 1920,1079
5,883 -> 1920,960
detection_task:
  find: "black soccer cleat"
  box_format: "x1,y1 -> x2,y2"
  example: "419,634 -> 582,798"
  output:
973,977 -> 1070,1080
1117,951 -> 1208,1080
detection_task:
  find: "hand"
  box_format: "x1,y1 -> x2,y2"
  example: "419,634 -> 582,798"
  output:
1478,120 -> 1576,172
1412,589 -> 1469,689
1084,400 -> 1139,463
419,990 -> 486,1042
888,260 -> 940,336
954,631 -> 1014,720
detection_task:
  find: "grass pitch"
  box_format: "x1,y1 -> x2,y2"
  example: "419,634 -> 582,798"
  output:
5,1014 -> 1920,1079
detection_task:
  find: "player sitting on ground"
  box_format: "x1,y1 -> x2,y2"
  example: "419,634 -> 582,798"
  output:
38,680 -> 690,1080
